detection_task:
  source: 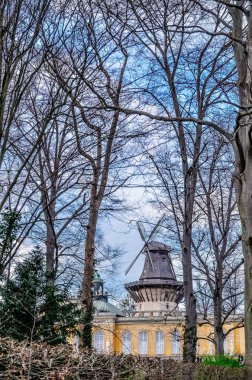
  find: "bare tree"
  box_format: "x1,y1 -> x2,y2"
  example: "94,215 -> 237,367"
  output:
0,0 -> 61,276
44,2 -> 134,347
181,0 -> 252,371
141,129 -> 243,355
24,79 -> 89,286
192,139 -> 243,354
100,0 -> 237,362
0,0 -> 51,210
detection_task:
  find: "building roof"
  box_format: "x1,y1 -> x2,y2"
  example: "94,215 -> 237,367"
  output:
93,299 -> 125,317
139,240 -> 177,282
147,241 -> 172,251
93,270 -> 102,282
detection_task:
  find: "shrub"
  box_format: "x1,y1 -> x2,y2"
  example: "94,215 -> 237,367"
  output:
201,355 -> 242,368
0,338 -> 246,380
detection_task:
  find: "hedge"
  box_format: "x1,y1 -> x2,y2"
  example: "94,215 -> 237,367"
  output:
0,338 -> 245,379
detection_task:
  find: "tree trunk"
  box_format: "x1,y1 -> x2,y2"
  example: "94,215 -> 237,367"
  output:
233,21 -> 252,370
182,217 -> 197,362
42,184 -> 57,287
214,293 -> 224,355
81,195 -> 99,348
215,328 -> 224,356
45,218 -> 56,287
229,4 -> 252,372
182,131 -> 201,362
236,173 -> 252,369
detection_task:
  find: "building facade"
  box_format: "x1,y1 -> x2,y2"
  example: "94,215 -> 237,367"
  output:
92,241 -> 244,357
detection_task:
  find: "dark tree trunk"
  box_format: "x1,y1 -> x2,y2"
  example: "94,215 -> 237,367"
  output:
81,177 -> 100,348
214,288 -> 224,355
230,4 -> 252,370
45,215 -> 56,287
182,196 -> 197,363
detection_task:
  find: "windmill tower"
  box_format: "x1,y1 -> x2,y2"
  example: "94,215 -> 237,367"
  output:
125,217 -> 183,317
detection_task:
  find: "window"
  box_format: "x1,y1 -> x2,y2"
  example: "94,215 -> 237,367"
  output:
172,330 -> 181,355
156,331 -> 164,355
122,331 -> 131,354
224,337 -> 228,354
139,331 -> 148,355
229,334 -> 234,355
94,331 -> 104,352
209,342 -> 213,355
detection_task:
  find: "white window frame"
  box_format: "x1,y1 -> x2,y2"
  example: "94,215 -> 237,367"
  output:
122,330 -> 131,354
94,331 -> 104,352
172,330 -> 181,355
139,331 -> 148,355
156,330 -> 165,355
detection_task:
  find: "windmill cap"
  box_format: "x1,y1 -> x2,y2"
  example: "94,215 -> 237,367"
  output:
147,241 -> 171,251
140,241 -> 176,282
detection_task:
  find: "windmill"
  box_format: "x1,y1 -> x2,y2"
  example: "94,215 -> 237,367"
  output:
125,214 -> 165,276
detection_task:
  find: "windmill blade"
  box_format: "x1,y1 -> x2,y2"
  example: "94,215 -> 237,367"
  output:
125,247 -> 144,275
167,250 -> 176,278
145,246 -> 154,271
147,214 -> 165,242
137,221 -> 147,242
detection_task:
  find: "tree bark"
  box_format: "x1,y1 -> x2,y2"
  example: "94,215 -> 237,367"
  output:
230,3 -> 252,371
45,208 -> 56,287
182,166 -> 198,362
221,2 -> 252,371
81,199 -> 99,348
39,153 -> 57,287
236,172 -> 252,368
214,284 -> 224,355
182,224 -> 197,362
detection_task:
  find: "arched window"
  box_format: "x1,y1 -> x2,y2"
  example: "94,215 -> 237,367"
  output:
122,330 -> 131,354
156,331 -> 164,355
172,330 -> 181,355
139,331 -> 148,355
94,331 -> 104,352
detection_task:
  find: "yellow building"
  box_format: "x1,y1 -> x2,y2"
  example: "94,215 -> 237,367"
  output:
92,241 -> 244,357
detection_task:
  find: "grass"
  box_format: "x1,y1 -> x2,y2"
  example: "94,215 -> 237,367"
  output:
201,355 -> 242,368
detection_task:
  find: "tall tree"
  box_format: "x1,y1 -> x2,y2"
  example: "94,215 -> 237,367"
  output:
0,0 -> 51,210
193,139 -> 243,354
102,0 -> 235,362
24,79 -> 89,287
45,2 -> 132,347
188,0 -> 252,372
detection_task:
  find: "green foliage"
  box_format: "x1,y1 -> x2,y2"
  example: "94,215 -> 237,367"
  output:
0,247 -> 81,344
201,355 -> 242,368
82,303 -> 94,349
0,208 -> 21,276
38,285 -> 81,345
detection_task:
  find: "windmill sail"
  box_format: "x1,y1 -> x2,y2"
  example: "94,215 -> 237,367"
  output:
125,215 -> 165,276
137,222 -> 146,241
148,214 -> 165,241
125,248 -> 144,275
